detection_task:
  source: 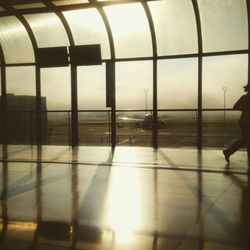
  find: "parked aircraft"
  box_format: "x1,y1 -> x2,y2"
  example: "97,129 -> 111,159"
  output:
135,113 -> 167,129
117,113 -> 167,130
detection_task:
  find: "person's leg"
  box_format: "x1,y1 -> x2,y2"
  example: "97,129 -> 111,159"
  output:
244,126 -> 250,168
223,139 -> 243,162
223,124 -> 244,162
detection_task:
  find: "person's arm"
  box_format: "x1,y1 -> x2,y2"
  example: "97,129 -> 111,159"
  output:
233,96 -> 245,110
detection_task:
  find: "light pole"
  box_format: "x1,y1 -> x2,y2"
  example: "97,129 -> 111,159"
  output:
144,88 -> 148,115
222,86 -> 228,124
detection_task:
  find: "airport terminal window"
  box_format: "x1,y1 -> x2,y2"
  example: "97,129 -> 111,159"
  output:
63,8 -> 110,59
0,16 -> 34,63
202,54 -> 248,147
157,59 -> 198,148
149,0 -> 198,56
116,61 -> 153,110
6,67 -> 36,145
104,3 -> 152,58
41,67 -> 71,110
198,0 -> 248,52
6,67 -> 36,98
0,0 -> 248,148
78,64 -> 107,110
202,54 -> 248,109
25,13 -> 70,48
158,58 -> 198,109
41,67 -> 71,145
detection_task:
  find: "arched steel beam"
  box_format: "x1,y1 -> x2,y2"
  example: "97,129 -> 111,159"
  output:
0,0 -> 152,17
17,16 -> 42,145
191,0 -> 203,149
141,1 -> 158,148
89,0 -> 116,150
0,42 -> 7,144
90,1 -> 116,60
0,5 -> 8,144
41,0 -> 74,46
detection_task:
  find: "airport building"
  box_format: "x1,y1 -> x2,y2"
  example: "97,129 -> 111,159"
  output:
0,0 -> 249,249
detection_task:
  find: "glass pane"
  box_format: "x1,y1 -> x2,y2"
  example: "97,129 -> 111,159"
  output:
41,68 -> 71,145
104,3 -> 152,58
116,61 -> 153,110
63,9 -> 110,59
0,16 -> 35,63
203,110 -> 241,147
6,67 -> 36,144
158,110 -> 197,147
203,54 -> 248,109
41,67 -> 71,110
43,111 -> 71,145
116,61 -> 153,147
77,64 -> 110,146
24,13 -> 69,48
149,0 -> 198,56
78,111 -> 110,146
197,0 -> 248,52
158,59 -> 198,148
116,111 -> 153,146
13,3 -> 46,9
158,58 -> 198,109
202,54 -> 248,148
53,0 -> 89,6
78,64 -> 107,110
6,66 -> 36,98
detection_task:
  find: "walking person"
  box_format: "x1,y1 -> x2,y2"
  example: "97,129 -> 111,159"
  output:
223,83 -> 250,167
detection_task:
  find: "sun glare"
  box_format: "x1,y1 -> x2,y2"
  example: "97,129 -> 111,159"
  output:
105,169 -> 142,243
104,3 -> 149,37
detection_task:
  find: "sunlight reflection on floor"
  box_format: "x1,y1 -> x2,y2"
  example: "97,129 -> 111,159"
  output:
105,168 -> 142,244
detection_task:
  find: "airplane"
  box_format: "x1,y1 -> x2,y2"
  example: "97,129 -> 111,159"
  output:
117,112 -> 167,130
135,113 -> 167,130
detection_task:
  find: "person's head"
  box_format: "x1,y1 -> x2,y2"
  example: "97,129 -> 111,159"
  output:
243,83 -> 249,92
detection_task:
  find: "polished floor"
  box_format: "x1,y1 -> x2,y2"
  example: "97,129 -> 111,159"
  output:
0,145 -> 249,250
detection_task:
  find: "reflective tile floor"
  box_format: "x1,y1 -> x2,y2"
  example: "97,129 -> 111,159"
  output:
0,145 -> 249,250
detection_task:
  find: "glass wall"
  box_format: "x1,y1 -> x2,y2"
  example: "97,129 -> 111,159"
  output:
0,1 -> 248,149
77,64 -> 110,146
25,13 -> 69,48
197,0 -> 248,52
6,67 -> 36,144
149,0 -> 198,55
158,58 -> 198,147
0,16 -> 34,63
63,8 -> 110,59
41,67 -> 71,145
116,61 -> 153,146
202,54 -> 248,147
104,3 -> 152,58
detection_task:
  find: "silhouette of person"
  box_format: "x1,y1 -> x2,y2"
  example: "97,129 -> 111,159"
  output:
223,83 -> 250,166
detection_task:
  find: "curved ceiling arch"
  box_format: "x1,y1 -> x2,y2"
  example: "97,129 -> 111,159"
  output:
0,0 -> 248,63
